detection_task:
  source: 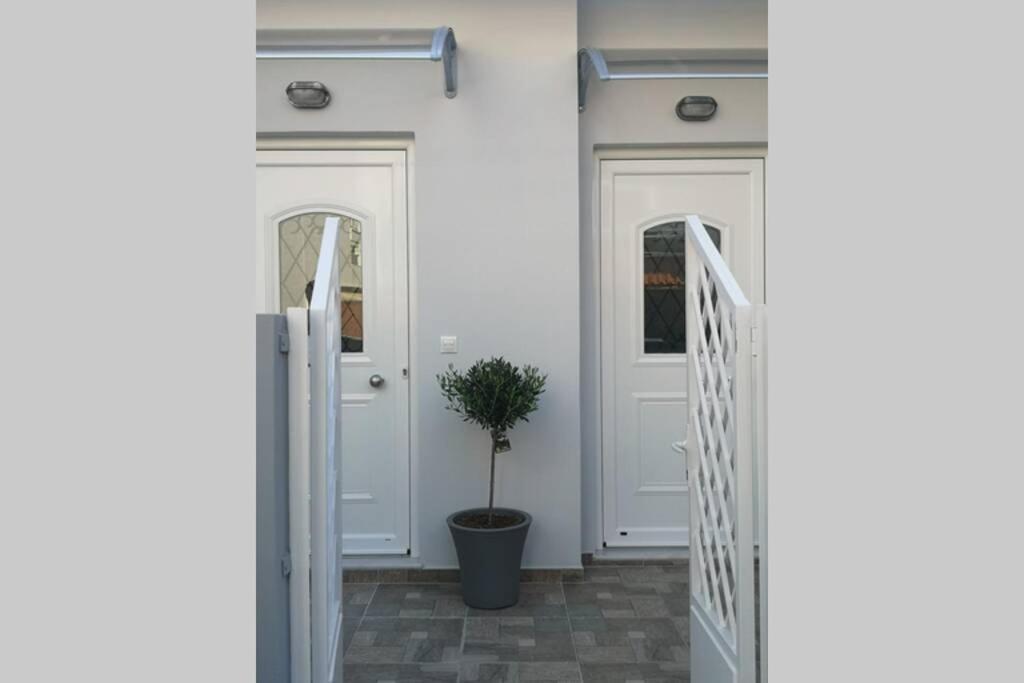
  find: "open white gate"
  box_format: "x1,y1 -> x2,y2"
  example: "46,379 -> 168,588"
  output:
685,215 -> 757,683
287,217 -> 345,683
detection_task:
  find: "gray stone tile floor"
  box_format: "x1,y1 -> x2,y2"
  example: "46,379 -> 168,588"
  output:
343,564 -> 690,682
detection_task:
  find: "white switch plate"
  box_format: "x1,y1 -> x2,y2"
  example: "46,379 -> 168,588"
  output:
440,336 -> 458,354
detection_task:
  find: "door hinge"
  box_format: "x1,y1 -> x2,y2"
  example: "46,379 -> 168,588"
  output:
402,367 -> 408,379
751,326 -> 760,357
281,553 -> 292,578
278,332 -> 290,354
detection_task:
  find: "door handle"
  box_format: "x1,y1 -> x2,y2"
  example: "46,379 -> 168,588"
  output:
368,374 -> 385,388
674,440 -> 689,482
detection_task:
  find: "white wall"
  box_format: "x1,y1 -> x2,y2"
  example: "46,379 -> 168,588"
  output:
256,0 -> 582,569
579,0 -> 767,49
576,0 -> 768,553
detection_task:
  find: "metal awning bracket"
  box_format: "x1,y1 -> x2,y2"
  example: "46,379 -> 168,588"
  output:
577,48 -> 607,113
430,26 -> 458,98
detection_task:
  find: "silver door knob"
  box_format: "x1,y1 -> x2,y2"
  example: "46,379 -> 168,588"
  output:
368,374 -> 385,388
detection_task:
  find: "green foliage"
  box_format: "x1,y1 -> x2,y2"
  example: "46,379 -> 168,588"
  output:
437,357 -> 547,441
438,357 -> 547,522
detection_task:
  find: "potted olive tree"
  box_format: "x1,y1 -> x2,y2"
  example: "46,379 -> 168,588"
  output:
437,357 -> 546,609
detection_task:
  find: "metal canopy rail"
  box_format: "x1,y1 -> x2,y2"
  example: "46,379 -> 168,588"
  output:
577,48 -> 767,112
257,27 -> 458,99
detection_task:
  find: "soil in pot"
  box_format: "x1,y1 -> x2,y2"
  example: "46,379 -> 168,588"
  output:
451,510 -> 525,529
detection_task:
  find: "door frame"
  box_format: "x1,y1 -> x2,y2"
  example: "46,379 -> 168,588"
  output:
594,147 -> 767,551
257,136 -> 420,559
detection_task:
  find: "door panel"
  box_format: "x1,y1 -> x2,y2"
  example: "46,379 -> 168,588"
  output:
600,158 -> 764,547
258,149 -> 410,555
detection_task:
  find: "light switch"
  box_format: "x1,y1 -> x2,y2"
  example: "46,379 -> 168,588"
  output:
440,336 -> 458,354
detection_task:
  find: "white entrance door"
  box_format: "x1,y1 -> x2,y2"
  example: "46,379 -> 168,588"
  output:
600,158 -> 764,547
258,149 -> 410,555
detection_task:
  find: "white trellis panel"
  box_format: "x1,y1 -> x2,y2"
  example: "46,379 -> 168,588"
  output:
309,217 -> 345,683
685,215 -> 757,683
288,217 -> 344,683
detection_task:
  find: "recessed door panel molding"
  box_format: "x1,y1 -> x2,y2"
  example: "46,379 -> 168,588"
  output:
635,392 -> 688,495
258,149 -> 410,555
600,157 -> 764,548
339,395 -> 376,505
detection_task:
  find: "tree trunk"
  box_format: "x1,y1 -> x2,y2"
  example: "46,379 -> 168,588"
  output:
488,431 -> 498,526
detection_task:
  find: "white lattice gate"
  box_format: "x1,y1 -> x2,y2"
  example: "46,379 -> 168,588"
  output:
685,215 -> 757,683
288,217 -> 345,683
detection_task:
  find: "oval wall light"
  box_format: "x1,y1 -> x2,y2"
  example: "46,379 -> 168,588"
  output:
675,95 -> 717,121
286,81 -> 331,109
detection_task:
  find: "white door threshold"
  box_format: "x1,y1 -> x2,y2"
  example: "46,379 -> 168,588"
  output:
342,555 -> 424,569
591,547 -> 690,562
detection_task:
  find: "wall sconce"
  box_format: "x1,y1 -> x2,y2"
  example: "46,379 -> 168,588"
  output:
675,96 -> 717,121
286,81 -> 331,109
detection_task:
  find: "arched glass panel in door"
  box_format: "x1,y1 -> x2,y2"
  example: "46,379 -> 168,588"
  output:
642,221 -> 721,354
278,211 -> 365,352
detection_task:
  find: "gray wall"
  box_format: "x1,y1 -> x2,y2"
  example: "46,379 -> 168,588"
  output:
579,0 -> 767,49
576,0 -> 768,552
256,315 -> 290,683
256,0 -> 582,569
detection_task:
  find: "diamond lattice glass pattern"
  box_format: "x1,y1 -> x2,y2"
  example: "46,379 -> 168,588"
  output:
643,222 -> 721,354
278,212 -> 365,352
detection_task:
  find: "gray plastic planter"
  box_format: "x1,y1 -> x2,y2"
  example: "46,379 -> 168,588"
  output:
447,507 -> 532,609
